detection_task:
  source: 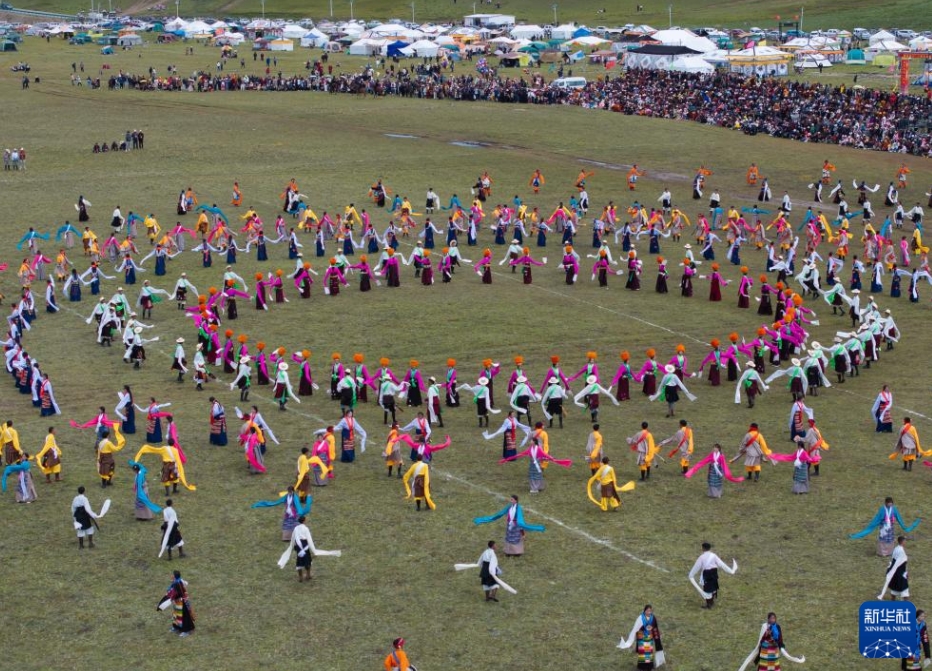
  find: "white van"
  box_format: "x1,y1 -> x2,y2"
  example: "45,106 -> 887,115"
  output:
552,76 -> 587,90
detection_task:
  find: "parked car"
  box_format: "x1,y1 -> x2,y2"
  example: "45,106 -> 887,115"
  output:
852,28 -> 871,40
552,76 -> 587,90
0,2 -> 12,9
895,29 -> 918,40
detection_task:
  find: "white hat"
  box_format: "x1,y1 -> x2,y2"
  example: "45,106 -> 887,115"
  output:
549,379 -> 560,385
885,309 -> 891,314
98,297 -> 105,303
868,295 -> 874,301
240,355 -> 251,363
851,289 -> 860,294
428,376 -> 436,383
117,287 -> 124,291
745,361 -> 757,368
791,358 -> 801,367
664,364 -> 675,374
278,362 -> 289,371
585,375 -> 597,385
684,244 -> 692,249
133,326 -> 142,334
811,341 -> 822,349
176,337 -> 185,343
511,239 -> 519,244
516,375 -> 527,383
478,376 -> 489,386
181,272 -> 187,277
833,336 -> 841,343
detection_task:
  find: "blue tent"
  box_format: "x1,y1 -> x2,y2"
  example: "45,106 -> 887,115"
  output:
101,46 -> 114,55
386,40 -> 409,57
571,27 -> 591,38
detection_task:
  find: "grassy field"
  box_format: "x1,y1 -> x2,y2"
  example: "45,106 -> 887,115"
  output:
1,38 -> 932,671
6,0 -> 932,30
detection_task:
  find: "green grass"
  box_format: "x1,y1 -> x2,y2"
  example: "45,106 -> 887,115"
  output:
1,38 -> 932,671
8,0 -> 932,30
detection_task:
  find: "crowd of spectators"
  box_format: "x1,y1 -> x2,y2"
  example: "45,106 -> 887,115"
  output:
99,65 -> 932,156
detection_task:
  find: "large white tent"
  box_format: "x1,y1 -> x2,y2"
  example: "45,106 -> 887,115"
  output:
349,38 -> 388,56
299,28 -> 328,48
669,55 -> 715,73
650,29 -> 717,54
868,29 -> 895,44
550,23 -> 578,40
510,24 -> 545,40
563,35 -> 610,49
215,32 -> 245,46
406,39 -> 440,57
268,38 -> 294,51
281,24 -> 306,39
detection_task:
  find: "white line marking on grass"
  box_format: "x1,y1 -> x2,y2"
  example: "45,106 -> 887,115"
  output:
437,469 -> 669,573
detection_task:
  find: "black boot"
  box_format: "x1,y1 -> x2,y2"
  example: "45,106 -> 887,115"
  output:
387,467 -> 393,477
167,549 -> 173,561
646,466 -> 651,479
173,483 -> 178,493
559,414 -> 563,428
640,470 -> 646,481
813,464 -> 820,476
416,500 -> 421,511
754,471 -> 760,482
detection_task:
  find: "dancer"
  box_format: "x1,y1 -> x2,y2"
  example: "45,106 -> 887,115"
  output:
156,570 -> 195,636
499,439 -> 571,493
737,613 -> 805,671
688,541 -> 737,609
616,605 -> 665,670
35,426 -> 63,482
572,375 -> 618,423
732,423 -> 773,482
878,536 -> 910,600
890,417 -> 926,472
849,497 -> 920,556
71,485 -> 109,549
649,364 -> 697,417
659,419 -> 694,474
483,412 -> 531,459
2,453 -> 37,503
383,638 -> 415,671
272,362 -> 299,411
402,454 -> 434,511
453,540 -> 518,602
871,384 -> 894,433
735,361 -> 769,408
158,499 -> 185,560
473,495 -> 545,557
586,457 -> 635,512
95,423 -> 126,487
684,444 -> 744,497
251,486 -> 311,541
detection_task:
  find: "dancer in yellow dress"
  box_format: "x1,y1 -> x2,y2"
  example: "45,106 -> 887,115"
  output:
586,457 -> 635,511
